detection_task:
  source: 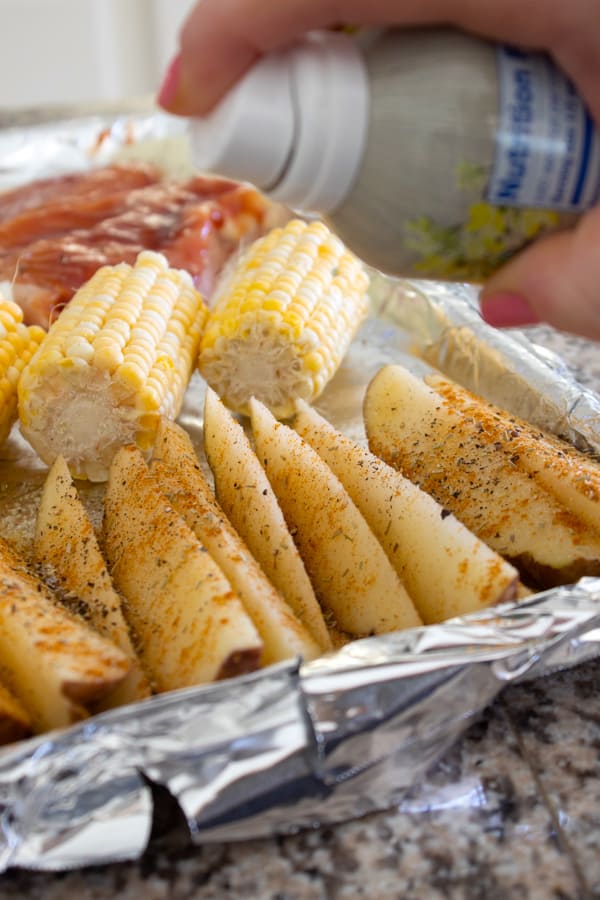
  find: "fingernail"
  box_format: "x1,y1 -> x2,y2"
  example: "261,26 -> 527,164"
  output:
157,54 -> 182,110
479,292 -> 541,328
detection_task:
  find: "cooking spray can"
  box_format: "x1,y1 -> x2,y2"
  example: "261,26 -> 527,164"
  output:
190,28 -> 600,282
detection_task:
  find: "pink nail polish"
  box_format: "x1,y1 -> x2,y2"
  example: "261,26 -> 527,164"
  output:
157,54 -> 182,109
479,292 -> 540,328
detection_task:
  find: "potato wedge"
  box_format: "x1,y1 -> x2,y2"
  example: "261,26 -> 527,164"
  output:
250,398 -> 422,635
364,364 -> 600,588
0,680 -> 32,744
426,372 -> 600,533
203,387 -> 331,649
103,445 -> 263,689
294,401 -> 519,623
151,419 -> 324,661
34,455 -> 151,707
0,536 -> 130,732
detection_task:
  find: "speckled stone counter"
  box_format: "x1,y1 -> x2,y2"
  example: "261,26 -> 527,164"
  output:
1,324 -> 599,900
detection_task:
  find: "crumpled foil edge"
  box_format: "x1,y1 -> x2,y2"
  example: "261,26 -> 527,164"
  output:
0,580 -> 599,872
370,274 -> 600,454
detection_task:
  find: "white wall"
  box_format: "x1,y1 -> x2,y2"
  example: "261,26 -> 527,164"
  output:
0,0 -> 195,108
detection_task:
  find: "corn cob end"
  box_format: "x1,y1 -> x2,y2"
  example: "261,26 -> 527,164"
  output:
18,252 -> 208,481
198,219 -> 370,418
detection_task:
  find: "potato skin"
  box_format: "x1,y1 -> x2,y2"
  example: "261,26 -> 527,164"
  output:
294,401 -> 519,623
104,445 -> 263,690
0,681 -> 31,744
34,454 -> 151,707
426,372 -> 600,534
203,388 -> 332,650
151,418 -> 323,663
250,398 -> 422,635
0,536 -> 131,732
365,364 -> 600,590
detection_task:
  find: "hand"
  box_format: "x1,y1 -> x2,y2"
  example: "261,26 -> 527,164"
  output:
158,0 -> 600,340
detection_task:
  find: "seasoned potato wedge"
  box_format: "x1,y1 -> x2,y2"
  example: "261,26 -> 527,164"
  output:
0,680 -> 32,744
103,446 -> 263,689
250,398 -> 422,635
426,372 -> 600,533
364,364 -> 600,588
151,419 -> 324,661
203,387 -> 331,649
0,536 -> 131,732
35,455 -> 151,707
294,401 -> 520,623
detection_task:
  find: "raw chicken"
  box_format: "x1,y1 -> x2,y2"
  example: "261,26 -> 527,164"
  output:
0,164 -> 277,327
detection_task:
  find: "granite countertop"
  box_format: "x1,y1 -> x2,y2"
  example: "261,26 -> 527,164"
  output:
2,324 -> 599,900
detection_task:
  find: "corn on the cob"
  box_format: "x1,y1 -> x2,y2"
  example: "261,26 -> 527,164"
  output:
198,219 -> 370,418
0,295 -> 45,445
18,251 -> 208,481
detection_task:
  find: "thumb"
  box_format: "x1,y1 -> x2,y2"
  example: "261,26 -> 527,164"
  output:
479,205 -> 600,340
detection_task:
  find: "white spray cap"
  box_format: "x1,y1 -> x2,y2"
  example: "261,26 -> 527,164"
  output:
189,32 -> 369,214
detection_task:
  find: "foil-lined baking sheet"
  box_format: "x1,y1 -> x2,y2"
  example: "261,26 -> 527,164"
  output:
0,106 -> 599,873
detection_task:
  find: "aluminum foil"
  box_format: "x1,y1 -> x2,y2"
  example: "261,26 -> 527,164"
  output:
0,100 -> 194,190
0,106 -> 599,873
370,274 -> 600,454
0,582 -> 599,872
